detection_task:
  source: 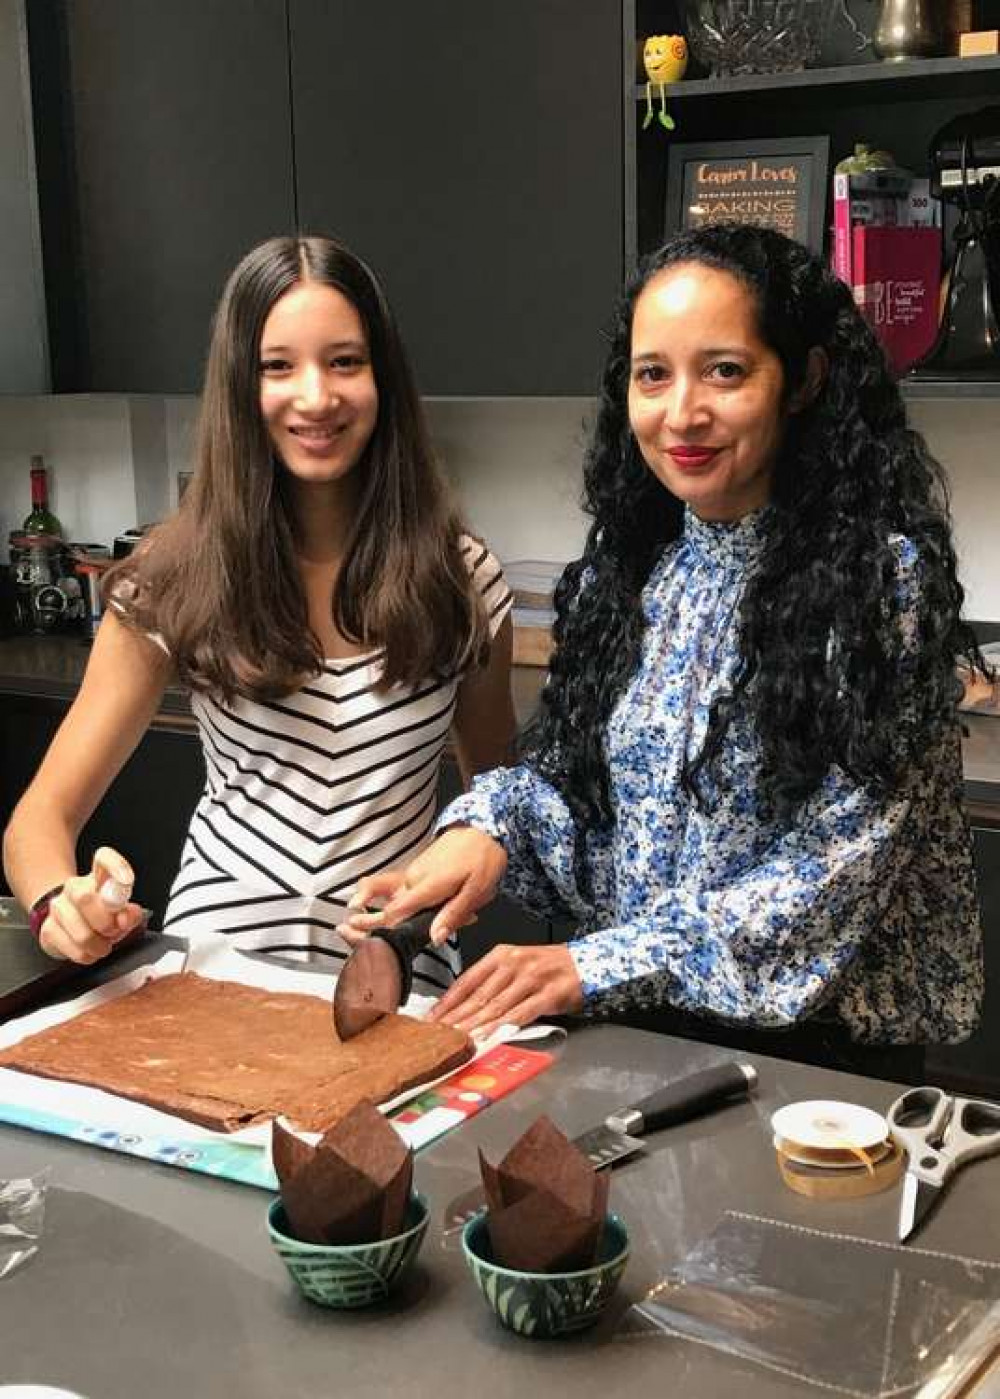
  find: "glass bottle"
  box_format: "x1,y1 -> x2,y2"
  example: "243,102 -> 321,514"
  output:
23,455 -> 63,537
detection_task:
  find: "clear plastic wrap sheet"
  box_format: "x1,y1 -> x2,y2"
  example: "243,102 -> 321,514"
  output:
616,1211 -> 1000,1398
0,1170 -> 48,1279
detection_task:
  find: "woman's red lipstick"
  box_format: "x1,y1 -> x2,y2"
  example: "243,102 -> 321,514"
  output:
667,446 -> 721,469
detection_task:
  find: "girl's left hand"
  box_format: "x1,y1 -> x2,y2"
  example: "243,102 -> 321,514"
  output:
426,943 -> 584,1039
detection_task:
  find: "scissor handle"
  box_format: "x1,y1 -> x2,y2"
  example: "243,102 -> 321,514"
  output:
943,1097 -> 1000,1170
888,1086 -> 950,1140
888,1087 -> 1000,1187
888,1087 -> 953,1181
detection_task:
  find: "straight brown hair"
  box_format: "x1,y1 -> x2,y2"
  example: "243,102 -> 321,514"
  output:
107,236 -> 488,700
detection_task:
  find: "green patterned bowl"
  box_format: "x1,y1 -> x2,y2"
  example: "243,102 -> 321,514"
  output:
461,1210 -> 630,1339
267,1191 -> 428,1308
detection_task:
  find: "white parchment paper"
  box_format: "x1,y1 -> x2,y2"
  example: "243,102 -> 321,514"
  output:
0,933 -> 511,1156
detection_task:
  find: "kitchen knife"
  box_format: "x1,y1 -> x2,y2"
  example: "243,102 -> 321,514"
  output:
332,908 -> 438,1041
443,1059 -> 758,1231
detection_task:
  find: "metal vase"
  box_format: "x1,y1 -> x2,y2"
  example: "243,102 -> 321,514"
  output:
873,0 -> 946,60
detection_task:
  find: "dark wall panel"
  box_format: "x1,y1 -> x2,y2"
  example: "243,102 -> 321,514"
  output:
42,0 -> 295,392
292,0 -> 624,395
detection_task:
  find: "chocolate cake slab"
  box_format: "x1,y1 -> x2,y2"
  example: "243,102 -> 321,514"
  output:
0,971 -> 473,1133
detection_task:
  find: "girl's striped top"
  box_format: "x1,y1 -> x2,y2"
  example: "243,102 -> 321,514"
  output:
162,538 -> 512,994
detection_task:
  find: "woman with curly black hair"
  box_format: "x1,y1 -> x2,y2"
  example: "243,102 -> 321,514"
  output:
346,224 -> 985,1077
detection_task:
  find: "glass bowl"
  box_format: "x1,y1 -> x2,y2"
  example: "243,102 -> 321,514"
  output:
683,0 -> 836,76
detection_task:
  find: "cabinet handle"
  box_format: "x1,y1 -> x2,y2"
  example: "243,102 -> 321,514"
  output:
148,712 -> 198,735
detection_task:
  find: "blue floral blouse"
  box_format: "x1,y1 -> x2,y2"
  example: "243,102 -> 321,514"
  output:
440,508 -> 983,1044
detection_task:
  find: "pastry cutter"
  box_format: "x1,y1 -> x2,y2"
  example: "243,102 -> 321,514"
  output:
333,908 -> 439,1041
443,1059 -> 759,1231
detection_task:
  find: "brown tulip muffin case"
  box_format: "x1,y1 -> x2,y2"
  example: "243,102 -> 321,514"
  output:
0,972 -> 473,1132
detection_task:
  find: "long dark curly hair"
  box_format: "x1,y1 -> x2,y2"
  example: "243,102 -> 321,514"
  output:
524,223 -> 983,831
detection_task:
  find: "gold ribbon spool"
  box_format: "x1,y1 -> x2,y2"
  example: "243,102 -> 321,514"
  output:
776,1138 -> 906,1199
771,1099 -> 906,1200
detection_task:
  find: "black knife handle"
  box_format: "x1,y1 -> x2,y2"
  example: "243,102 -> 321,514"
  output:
624,1062 -> 757,1135
377,908 -> 440,1001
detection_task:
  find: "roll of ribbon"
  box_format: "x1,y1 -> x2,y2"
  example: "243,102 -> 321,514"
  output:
776,1140 -> 906,1200
771,1100 -> 905,1200
773,1100 -> 887,1156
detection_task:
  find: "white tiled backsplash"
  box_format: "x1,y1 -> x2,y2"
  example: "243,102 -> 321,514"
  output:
0,394 -> 998,618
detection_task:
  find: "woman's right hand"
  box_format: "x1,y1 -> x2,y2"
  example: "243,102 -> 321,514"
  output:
343,826 -> 508,946
38,847 -> 145,964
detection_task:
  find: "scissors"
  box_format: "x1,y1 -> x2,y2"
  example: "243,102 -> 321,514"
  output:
888,1085 -> 1000,1242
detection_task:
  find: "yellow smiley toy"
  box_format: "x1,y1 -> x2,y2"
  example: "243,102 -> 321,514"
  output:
642,34 -> 688,133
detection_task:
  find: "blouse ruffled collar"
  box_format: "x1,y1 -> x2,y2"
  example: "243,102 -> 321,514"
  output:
682,505 -> 771,570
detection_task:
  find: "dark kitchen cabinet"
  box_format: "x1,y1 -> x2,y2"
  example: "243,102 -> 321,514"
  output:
0,695 -> 205,929
28,0 -> 625,396
24,2 -> 1000,399
289,0 -> 625,395
28,0 -> 295,392
1,0 -> 49,393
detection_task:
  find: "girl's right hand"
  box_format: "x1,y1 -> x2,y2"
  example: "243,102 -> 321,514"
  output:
342,826 -> 508,946
39,847 -> 145,964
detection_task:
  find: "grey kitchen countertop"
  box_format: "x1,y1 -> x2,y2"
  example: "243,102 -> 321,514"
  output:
4,945 -> 1000,1398
0,634 -> 547,729
0,632 -> 191,717
2,633 -> 998,814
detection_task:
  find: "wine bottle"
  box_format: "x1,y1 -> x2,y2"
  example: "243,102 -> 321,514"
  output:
23,455 -> 63,537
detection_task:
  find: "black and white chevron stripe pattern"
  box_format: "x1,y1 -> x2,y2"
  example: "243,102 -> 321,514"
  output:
162,540 -> 511,994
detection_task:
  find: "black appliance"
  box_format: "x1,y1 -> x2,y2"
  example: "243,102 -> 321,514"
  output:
911,105 -> 1000,379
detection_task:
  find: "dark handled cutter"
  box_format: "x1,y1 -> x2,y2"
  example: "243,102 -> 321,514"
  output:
333,909 -> 439,1041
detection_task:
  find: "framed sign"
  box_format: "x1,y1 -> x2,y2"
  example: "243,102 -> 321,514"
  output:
665,136 -> 830,253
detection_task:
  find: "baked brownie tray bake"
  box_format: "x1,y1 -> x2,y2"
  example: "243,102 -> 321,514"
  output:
0,941 -> 477,1189
0,972 -> 473,1133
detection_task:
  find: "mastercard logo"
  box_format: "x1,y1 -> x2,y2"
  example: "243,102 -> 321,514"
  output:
458,1073 -> 497,1092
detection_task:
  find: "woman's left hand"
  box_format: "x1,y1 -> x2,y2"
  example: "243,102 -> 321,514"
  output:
426,943 -> 584,1038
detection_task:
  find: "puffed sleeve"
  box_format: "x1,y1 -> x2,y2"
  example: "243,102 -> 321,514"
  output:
437,763 -> 607,923
461,536 -> 512,640
443,534 -> 971,1031
569,758 -> 927,1025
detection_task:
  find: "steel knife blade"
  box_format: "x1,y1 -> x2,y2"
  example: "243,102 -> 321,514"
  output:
332,937 -> 403,1041
899,1170 -> 943,1242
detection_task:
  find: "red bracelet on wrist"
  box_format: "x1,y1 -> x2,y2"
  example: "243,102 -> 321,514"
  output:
28,884 -> 65,939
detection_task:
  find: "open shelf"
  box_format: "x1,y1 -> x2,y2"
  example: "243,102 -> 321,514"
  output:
629,27 -> 1000,405
900,378 -> 1000,400
634,53 -> 1000,103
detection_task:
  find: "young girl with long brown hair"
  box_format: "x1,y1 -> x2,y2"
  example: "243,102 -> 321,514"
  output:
3,236 -> 514,994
